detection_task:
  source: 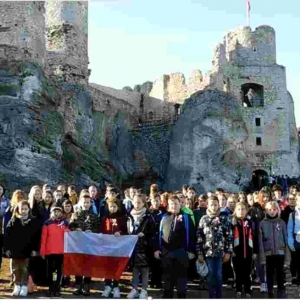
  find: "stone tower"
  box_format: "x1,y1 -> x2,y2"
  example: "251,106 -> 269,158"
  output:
45,0 -> 89,85
0,1 -> 46,66
216,25 -> 299,176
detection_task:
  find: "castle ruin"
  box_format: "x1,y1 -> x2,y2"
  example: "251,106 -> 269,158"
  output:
0,1 -> 298,193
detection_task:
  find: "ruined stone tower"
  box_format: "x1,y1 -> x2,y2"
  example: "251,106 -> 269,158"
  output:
216,25 -> 299,176
0,1 -> 46,66
45,0 -> 89,85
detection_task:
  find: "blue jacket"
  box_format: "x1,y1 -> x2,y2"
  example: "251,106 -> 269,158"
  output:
3,206 -> 13,235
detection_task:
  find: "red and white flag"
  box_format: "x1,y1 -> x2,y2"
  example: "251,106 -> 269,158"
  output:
63,232 -> 138,279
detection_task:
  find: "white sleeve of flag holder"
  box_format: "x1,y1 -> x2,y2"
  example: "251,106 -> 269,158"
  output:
64,232 -> 139,258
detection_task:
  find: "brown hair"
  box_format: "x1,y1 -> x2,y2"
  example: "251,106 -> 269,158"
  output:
168,195 -> 180,203
208,195 -> 219,203
13,200 -> 30,217
150,184 -> 159,196
133,194 -> 147,204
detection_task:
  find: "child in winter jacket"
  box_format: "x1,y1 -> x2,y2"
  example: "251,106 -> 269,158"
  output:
148,194 -> 165,289
127,194 -> 155,299
100,198 -> 128,298
232,202 -> 258,298
248,192 -> 267,292
40,206 -> 69,297
69,194 -> 99,296
197,196 -> 233,299
38,190 -> 54,225
259,201 -> 289,298
4,200 -> 42,297
287,192 -> 300,297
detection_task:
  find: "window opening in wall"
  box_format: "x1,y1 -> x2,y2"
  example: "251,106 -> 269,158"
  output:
256,137 -> 262,146
255,118 -> 261,126
241,83 -> 264,107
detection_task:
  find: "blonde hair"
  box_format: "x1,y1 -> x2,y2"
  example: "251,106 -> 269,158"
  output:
28,185 -> 42,209
233,202 -> 248,217
265,201 -> 281,216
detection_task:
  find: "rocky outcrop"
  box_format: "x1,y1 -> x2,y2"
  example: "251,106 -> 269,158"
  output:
165,90 -> 252,193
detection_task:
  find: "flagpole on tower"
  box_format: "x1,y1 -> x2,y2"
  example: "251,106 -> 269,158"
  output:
246,0 -> 251,27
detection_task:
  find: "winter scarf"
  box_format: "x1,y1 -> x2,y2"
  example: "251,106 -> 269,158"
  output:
131,207 -> 147,231
206,208 -> 220,217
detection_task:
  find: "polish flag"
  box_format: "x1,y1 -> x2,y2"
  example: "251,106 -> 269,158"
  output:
63,232 -> 138,279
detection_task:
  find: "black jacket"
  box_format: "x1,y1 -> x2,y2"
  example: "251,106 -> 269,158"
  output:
155,211 -> 195,254
281,205 -> 294,224
248,203 -> 265,224
127,210 -> 155,268
4,215 -> 42,258
232,217 -> 258,258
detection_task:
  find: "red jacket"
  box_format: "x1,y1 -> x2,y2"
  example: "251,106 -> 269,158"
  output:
99,214 -> 127,235
40,218 -> 69,256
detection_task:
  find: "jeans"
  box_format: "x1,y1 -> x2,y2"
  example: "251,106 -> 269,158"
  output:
12,258 -> 28,286
206,256 -> 223,298
255,256 -> 266,283
132,267 -> 149,290
104,279 -> 119,288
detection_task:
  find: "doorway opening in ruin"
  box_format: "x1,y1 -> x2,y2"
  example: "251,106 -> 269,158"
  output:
241,83 -> 264,107
252,169 -> 268,190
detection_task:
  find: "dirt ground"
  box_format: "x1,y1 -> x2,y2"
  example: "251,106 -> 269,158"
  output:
0,258 -> 298,299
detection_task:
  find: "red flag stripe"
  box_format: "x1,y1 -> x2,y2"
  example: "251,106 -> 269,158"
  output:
63,253 -> 130,279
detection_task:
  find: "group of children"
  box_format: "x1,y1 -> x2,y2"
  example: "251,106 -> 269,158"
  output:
0,182 -> 299,299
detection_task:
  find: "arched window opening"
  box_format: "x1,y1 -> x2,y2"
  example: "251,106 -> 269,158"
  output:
241,83 -> 264,107
148,111 -> 154,121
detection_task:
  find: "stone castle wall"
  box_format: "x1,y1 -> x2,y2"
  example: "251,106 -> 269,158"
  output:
45,0 -> 89,85
0,2 -> 46,66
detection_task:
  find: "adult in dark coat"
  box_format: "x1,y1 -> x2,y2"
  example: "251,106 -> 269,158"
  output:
154,195 -> 196,299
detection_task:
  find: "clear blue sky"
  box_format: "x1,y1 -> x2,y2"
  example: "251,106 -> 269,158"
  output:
88,0 -> 300,126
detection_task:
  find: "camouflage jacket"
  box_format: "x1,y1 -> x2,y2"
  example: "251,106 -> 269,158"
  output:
69,207 -> 99,233
196,212 -> 233,258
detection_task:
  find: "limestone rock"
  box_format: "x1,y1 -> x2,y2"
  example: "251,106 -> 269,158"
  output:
165,90 -> 252,193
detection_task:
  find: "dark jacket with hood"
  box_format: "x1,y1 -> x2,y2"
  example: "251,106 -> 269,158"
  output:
4,214 -> 42,258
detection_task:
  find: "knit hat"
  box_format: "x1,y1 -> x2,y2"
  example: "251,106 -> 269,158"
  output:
51,206 -> 63,213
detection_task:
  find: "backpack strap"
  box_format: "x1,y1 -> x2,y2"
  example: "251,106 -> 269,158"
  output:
183,213 -> 189,251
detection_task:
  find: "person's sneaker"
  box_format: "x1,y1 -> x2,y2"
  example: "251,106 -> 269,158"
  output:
127,289 -> 139,299
19,286 -> 28,297
102,286 -> 112,298
139,289 -> 148,299
235,292 -> 242,298
11,285 -> 21,297
113,287 -> 120,298
260,283 -> 267,293
245,293 -> 252,298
